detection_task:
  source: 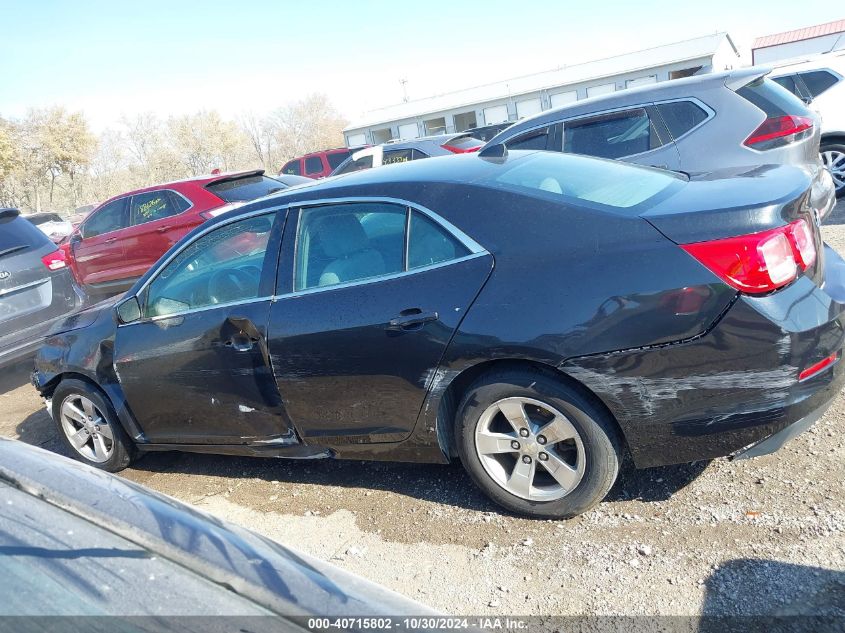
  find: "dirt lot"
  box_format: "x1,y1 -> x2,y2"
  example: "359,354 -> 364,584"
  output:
2,202 -> 845,617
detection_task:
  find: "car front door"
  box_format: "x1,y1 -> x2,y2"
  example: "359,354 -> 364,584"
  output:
267,200 -> 492,444
120,189 -> 195,281
113,210 -> 291,445
72,197 -> 130,289
560,106 -> 681,171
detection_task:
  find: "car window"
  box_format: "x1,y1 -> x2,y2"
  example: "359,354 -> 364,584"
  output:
798,70 -> 840,98
304,156 -> 324,175
144,214 -> 274,317
655,101 -> 709,140
564,108 -> 660,159
295,203 -> 405,291
505,127 -> 550,151
0,216 -> 51,255
335,155 -> 373,175
206,175 -> 286,202
772,74 -> 802,97
130,190 -> 183,226
411,149 -> 429,160
327,151 -> 351,169
383,149 -> 414,165
281,160 -> 302,176
408,210 -> 470,269
81,198 -> 128,238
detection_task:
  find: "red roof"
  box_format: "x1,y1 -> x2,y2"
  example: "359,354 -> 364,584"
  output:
753,18 -> 845,50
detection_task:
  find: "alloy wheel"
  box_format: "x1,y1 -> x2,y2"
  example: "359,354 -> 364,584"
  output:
822,149 -> 845,192
59,394 -> 114,463
474,397 -> 585,501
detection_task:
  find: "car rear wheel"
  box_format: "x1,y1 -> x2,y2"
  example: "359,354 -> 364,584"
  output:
820,142 -> 845,197
455,369 -> 621,518
52,379 -> 133,472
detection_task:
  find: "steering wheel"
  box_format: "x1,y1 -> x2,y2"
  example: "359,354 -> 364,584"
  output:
208,268 -> 255,304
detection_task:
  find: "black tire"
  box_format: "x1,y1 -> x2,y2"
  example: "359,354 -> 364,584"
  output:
820,142 -> 845,198
455,368 -> 622,519
52,378 -> 134,472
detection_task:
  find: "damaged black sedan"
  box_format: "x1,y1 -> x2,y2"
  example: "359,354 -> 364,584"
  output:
33,149 -> 844,518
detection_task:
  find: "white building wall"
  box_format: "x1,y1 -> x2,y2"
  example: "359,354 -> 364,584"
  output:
343,55 -> 724,145
754,34 -> 845,64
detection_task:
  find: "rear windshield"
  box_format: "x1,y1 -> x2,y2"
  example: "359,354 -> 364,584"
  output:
206,175 -> 286,202
737,77 -> 812,117
492,151 -> 683,210
445,135 -> 483,150
0,215 -> 51,257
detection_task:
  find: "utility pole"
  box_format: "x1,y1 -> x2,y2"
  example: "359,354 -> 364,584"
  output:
399,78 -> 409,103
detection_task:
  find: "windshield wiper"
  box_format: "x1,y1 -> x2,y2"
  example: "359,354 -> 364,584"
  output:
0,245 -> 27,259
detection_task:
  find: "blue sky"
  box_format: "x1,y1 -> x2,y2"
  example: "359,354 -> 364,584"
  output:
1,1 -> 843,129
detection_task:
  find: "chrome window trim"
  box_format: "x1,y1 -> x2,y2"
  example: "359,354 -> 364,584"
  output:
118,295 -> 274,327
277,251 -> 488,301
121,196 -> 488,323
290,196 -> 486,294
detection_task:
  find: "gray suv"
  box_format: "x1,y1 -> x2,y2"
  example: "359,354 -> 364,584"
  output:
486,68 -> 836,218
0,209 -> 85,366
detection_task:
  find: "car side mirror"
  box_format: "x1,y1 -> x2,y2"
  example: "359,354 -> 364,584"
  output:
70,232 -> 82,244
116,296 -> 141,324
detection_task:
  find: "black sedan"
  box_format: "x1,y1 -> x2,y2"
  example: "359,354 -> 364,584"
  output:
32,149 -> 845,518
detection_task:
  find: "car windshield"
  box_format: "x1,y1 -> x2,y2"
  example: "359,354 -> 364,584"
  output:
491,151 -> 683,209
206,175 -> 286,202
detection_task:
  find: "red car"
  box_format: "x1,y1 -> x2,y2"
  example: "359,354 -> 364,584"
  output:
279,148 -> 361,179
63,170 -> 296,296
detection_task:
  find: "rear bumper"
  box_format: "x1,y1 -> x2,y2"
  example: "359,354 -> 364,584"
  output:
731,394 -> 834,460
562,245 -> 845,468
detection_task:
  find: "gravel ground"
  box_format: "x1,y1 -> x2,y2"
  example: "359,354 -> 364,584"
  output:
1,201 -> 844,617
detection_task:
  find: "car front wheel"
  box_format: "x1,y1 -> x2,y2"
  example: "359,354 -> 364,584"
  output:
52,379 -> 133,472
455,369 -> 622,518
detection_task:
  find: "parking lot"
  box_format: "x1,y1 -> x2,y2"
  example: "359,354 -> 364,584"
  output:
0,199 -> 842,617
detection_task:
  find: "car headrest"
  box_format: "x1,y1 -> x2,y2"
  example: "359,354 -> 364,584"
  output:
312,214 -> 369,258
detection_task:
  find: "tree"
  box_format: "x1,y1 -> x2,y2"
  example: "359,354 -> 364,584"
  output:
169,110 -> 250,176
271,93 -> 347,167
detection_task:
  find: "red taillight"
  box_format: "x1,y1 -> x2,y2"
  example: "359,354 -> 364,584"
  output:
798,352 -> 839,382
442,143 -> 482,154
41,249 -> 67,271
681,219 -> 816,294
744,115 -> 813,150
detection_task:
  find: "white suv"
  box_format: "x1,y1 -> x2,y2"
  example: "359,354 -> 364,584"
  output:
770,54 -> 845,196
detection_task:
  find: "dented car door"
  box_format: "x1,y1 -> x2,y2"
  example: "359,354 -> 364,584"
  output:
113,211 -> 292,446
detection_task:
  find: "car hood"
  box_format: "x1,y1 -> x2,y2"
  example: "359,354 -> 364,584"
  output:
48,293 -> 123,335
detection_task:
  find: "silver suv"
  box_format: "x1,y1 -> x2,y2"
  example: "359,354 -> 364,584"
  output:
486,68 -> 836,216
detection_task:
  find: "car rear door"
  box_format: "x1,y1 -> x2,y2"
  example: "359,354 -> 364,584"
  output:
120,190 -> 195,281
71,197 -> 129,288
560,106 -> 681,171
267,200 -> 492,444
114,210 -> 289,445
